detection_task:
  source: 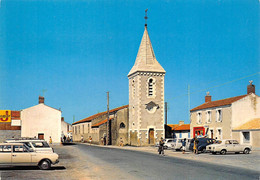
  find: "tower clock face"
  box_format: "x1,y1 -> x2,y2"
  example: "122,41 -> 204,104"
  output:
145,101 -> 159,113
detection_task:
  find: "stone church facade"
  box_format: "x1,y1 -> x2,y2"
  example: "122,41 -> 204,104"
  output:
72,24 -> 165,146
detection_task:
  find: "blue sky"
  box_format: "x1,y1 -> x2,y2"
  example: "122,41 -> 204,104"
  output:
0,0 -> 259,125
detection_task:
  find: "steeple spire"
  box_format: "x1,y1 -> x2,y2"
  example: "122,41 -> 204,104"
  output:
128,15 -> 165,77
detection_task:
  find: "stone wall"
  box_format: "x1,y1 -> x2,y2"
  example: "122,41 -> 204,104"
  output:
0,130 -> 21,143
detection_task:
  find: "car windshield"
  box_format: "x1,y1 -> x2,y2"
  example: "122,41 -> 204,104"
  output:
32,142 -> 50,148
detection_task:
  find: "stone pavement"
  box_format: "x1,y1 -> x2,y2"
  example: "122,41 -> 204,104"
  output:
85,143 -> 260,172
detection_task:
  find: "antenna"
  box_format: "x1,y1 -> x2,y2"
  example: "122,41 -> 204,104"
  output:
42,89 -> 47,97
144,9 -> 148,26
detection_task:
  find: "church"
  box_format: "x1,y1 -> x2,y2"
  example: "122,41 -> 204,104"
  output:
72,21 -> 166,146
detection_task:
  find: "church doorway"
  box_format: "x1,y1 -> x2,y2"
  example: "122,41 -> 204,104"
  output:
148,128 -> 155,145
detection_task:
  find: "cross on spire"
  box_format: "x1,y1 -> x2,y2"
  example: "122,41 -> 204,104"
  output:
144,9 -> 148,27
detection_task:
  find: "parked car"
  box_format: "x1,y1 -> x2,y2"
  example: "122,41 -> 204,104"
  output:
5,138 -> 53,153
0,143 -> 59,170
206,139 -> 252,155
189,138 -> 215,153
163,139 -> 175,149
172,138 -> 192,151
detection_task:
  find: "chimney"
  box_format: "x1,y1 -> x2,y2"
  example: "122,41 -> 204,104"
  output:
39,96 -> 44,104
179,120 -> 184,126
205,92 -> 211,103
61,117 -> 64,121
247,80 -> 255,94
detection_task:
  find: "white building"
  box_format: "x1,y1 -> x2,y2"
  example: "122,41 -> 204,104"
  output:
21,96 -> 62,143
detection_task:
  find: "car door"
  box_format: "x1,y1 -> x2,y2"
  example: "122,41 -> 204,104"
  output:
12,145 -> 32,165
224,140 -> 234,152
232,140 -> 241,152
0,145 -> 12,164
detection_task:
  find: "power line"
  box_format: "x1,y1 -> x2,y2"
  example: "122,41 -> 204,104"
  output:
171,72 -> 259,100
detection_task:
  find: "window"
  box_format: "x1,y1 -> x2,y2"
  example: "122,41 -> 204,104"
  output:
197,112 -> 202,124
120,122 -> 125,129
179,133 -> 182,138
148,79 -> 153,96
188,132 -> 190,138
217,129 -> 222,139
216,109 -> 222,122
13,145 -> 29,152
242,132 -> 250,143
0,145 -> 11,152
206,111 -> 211,123
88,124 -> 90,133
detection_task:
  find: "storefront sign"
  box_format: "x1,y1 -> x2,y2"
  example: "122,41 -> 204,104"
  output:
0,110 -> 11,122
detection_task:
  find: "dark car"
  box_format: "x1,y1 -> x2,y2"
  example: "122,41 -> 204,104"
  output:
189,138 -> 215,153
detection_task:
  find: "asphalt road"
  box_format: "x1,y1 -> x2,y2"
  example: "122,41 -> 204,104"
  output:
0,144 -> 259,180
76,144 -> 259,180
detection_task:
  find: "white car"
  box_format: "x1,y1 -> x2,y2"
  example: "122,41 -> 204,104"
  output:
206,139 -> 252,155
163,139 -> 175,149
5,138 -> 53,153
172,138 -> 192,151
0,143 -> 59,170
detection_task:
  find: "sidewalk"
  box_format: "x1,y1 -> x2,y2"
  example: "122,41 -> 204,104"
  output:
82,143 -> 260,172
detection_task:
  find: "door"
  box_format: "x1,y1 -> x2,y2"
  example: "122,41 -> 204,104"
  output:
224,140 -> 233,152
38,133 -> 44,140
0,145 -> 12,164
12,145 -> 32,165
232,140 -> 241,152
148,129 -> 155,145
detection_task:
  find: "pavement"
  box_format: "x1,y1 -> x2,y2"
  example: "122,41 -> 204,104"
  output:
83,143 -> 260,172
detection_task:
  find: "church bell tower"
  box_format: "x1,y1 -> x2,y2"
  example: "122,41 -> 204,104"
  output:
128,11 -> 166,146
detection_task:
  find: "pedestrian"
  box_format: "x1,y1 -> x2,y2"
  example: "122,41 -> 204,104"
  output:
158,137 -> 165,156
193,136 -> 198,154
89,136 -> 92,145
103,136 -> 106,145
49,136 -> 52,144
81,135 -> 84,143
181,138 -> 186,154
63,135 -> 66,143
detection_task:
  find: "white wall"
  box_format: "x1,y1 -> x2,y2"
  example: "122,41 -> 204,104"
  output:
21,104 -> 61,143
232,94 -> 260,128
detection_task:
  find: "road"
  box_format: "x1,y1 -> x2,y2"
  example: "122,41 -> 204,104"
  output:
0,144 -> 259,180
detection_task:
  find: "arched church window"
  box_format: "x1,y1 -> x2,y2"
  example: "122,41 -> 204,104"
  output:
120,122 -> 125,129
148,79 -> 153,96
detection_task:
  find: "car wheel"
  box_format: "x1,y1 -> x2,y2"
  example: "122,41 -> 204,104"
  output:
243,148 -> 250,154
220,149 -> 226,155
39,160 -> 51,170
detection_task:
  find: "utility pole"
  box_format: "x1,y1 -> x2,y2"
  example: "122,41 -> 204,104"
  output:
106,92 -> 110,145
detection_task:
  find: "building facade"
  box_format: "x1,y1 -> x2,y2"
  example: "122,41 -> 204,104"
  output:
21,96 -> 62,143
190,82 -> 260,148
128,24 -> 166,146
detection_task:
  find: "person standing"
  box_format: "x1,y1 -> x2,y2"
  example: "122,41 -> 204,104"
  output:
49,136 -> 52,144
182,138 -> 186,154
158,138 -> 165,156
193,136 -> 198,154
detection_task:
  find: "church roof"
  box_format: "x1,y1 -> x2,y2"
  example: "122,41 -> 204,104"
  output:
128,26 -> 165,77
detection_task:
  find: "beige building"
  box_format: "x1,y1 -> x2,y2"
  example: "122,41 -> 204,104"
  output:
190,82 -> 260,148
72,105 -> 128,145
128,24 -> 166,146
21,96 -> 62,143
